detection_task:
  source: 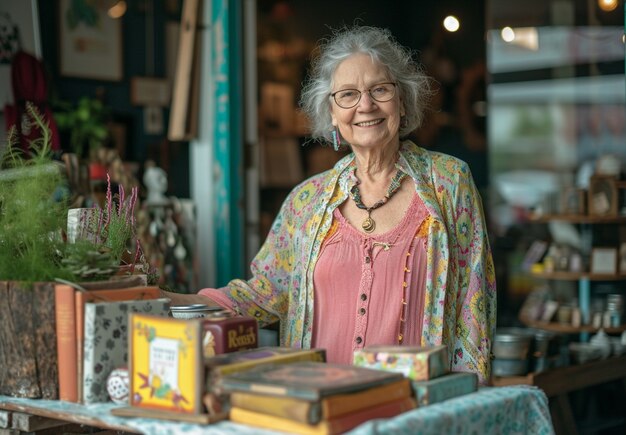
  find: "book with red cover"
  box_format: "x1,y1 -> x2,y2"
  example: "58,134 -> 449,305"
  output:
229,395 -> 417,435
55,284 -> 78,402
219,361 -> 404,401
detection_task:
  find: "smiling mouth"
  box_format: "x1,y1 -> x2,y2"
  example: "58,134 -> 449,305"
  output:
355,119 -> 384,127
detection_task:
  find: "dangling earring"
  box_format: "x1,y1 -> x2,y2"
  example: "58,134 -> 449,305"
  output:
331,127 -> 341,151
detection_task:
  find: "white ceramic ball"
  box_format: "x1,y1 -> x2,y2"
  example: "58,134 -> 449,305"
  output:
107,367 -> 130,404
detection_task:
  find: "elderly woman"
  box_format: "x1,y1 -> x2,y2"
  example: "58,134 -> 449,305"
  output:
165,26 -> 496,384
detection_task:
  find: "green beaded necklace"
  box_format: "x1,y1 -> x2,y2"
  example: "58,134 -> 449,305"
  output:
349,168 -> 407,233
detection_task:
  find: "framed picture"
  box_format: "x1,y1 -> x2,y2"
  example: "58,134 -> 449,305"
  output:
590,247 -> 618,275
588,176 -> 618,217
560,187 -> 586,216
131,77 -> 171,106
58,0 -> 123,81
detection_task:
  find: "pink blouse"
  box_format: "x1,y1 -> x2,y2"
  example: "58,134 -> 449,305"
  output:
311,193 -> 430,364
200,193 -> 430,365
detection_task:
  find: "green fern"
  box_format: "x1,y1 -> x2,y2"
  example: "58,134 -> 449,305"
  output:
0,103 -> 74,282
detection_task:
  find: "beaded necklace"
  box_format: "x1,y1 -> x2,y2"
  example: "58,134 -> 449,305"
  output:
349,168 -> 407,233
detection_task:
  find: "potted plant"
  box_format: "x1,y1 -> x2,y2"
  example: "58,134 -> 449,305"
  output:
0,103 -> 146,399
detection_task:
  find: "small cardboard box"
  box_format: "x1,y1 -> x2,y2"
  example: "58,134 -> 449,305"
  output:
353,345 -> 449,381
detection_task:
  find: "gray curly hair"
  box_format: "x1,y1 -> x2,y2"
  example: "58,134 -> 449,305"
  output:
299,26 -> 432,144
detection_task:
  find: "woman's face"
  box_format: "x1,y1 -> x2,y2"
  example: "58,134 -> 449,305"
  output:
330,53 -> 404,151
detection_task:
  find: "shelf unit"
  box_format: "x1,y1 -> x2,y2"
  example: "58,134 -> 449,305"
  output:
529,215 -> 626,224
519,317 -> 626,334
528,214 -> 626,339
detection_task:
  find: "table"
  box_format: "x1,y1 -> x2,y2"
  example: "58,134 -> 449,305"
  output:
1,386 -> 553,435
492,355 -> 626,435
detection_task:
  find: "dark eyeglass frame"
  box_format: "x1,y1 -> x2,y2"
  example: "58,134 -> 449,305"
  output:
330,82 -> 397,109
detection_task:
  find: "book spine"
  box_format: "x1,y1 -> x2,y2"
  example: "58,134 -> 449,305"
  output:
230,392 -> 315,424
229,407 -> 324,435
55,284 -> 78,402
324,396 -> 416,434
75,291 -> 85,403
321,378 -> 412,420
230,397 -> 416,435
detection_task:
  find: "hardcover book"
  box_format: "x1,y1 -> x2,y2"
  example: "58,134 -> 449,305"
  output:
353,345 -> 449,381
129,313 -> 206,413
230,377 -> 412,424
229,396 -> 417,435
82,298 -> 170,404
219,361 -> 404,401
204,346 -> 327,415
411,371 -> 477,406
75,286 -> 162,402
55,284 -> 78,402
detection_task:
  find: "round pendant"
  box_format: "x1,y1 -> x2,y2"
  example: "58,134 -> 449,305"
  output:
362,216 -> 375,233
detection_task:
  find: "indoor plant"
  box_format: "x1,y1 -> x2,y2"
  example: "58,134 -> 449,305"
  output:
0,103 -> 144,399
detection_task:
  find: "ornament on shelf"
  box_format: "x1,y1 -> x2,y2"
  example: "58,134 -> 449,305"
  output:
143,160 -> 169,206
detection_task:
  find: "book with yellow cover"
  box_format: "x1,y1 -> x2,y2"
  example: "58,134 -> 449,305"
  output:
229,396 -> 417,435
230,377 -> 412,424
129,313 -> 205,414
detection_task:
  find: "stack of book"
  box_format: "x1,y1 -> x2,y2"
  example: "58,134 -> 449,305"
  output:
54,283 -> 169,403
353,345 -> 478,406
221,361 -> 416,435
204,346 -> 327,416
112,345 -> 326,423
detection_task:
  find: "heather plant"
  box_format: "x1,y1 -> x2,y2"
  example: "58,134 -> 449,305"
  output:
91,173 -> 140,267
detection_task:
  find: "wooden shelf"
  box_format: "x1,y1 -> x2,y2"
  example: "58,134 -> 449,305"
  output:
491,355 -> 626,397
528,214 -> 626,224
519,317 -> 626,334
530,271 -> 626,281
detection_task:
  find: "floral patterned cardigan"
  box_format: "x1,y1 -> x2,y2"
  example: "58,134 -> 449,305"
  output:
217,140 -> 496,384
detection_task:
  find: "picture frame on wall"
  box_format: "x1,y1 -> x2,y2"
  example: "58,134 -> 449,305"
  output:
590,247 -> 618,276
58,0 -> 123,81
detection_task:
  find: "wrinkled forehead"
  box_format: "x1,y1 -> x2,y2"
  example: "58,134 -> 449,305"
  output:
330,53 -> 392,89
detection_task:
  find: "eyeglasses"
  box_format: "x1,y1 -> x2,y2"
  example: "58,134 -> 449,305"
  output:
330,82 -> 397,109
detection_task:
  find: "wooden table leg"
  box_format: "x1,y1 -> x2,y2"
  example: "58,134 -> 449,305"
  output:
550,393 -> 578,435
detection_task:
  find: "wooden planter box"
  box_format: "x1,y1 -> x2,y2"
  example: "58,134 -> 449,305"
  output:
0,281 -> 58,399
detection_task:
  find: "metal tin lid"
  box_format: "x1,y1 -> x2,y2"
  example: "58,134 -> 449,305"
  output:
169,304 -> 224,313
495,327 -> 533,343
170,304 -> 228,319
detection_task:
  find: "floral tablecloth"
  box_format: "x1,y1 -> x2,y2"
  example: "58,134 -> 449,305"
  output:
348,385 -> 554,435
1,386 -> 553,435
